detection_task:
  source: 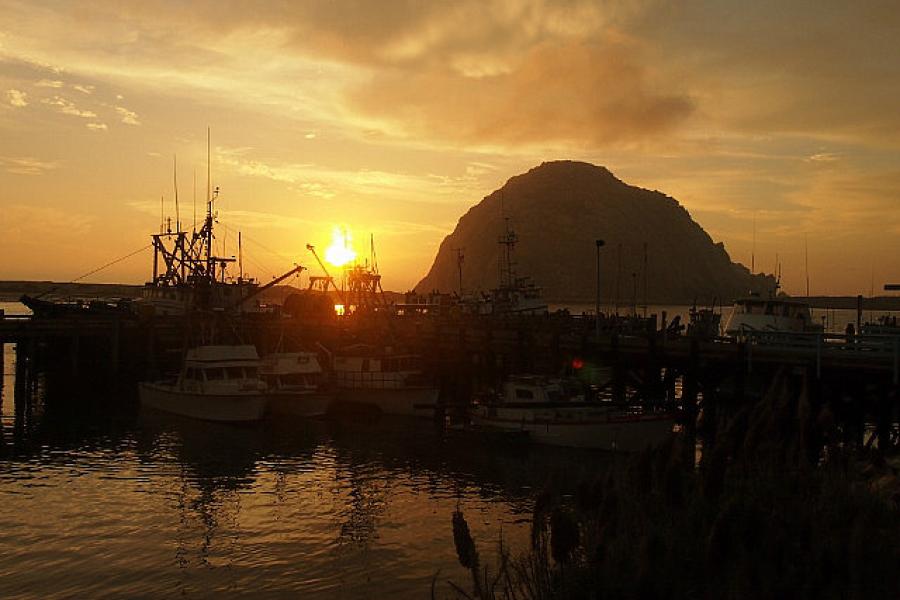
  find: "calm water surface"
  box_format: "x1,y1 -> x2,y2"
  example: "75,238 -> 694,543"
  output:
4,300 -> 897,598
0,302 -> 606,599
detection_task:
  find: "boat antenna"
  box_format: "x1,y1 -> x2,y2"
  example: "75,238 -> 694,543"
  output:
642,241 -> 648,318
192,168 -> 197,233
614,242 -> 622,316
238,230 -> 243,283
173,154 -> 180,233
804,234 -> 810,297
206,127 -> 210,206
751,212 -> 756,274
370,233 -> 379,274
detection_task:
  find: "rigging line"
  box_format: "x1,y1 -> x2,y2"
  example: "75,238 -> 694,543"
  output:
35,244 -> 153,299
69,244 -> 153,283
215,222 -> 279,276
218,222 -> 293,265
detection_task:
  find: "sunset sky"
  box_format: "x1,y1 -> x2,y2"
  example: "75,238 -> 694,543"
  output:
2,1 -> 900,295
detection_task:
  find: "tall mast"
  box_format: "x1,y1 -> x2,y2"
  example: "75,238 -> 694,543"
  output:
804,234 -> 810,297
192,168 -> 197,233
206,129 -> 214,281
642,241 -> 648,318
751,212 -> 756,274
238,231 -> 243,283
454,247 -> 465,295
206,127 -> 210,209
498,217 -> 517,288
614,243 -> 622,316
173,154 -> 180,233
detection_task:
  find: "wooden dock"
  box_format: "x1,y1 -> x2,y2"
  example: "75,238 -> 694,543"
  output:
2,310 -> 899,451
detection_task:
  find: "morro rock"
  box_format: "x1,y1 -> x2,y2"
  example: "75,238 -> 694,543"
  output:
416,161 -> 774,305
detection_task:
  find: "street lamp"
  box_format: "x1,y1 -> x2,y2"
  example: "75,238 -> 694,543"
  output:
595,239 -> 605,336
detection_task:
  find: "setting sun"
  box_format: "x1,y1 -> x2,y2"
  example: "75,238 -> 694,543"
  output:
324,227 -> 356,268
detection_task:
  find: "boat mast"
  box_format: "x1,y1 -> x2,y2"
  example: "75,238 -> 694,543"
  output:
454,247 -> 465,295
805,234 -> 810,297
642,241 -> 648,318
192,168 -> 197,233
614,243 -> 622,316
498,217 -> 518,289
206,127 -> 214,282
751,212 -> 756,274
173,154 -> 180,233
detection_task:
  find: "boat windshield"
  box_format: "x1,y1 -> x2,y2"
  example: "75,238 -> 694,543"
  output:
514,388 -> 535,400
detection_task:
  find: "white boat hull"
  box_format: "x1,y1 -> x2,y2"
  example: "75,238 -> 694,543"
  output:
267,391 -> 333,418
335,387 -> 440,417
139,382 -> 267,422
472,410 -> 675,451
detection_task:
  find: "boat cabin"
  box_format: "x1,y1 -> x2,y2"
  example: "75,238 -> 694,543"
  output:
178,345 -> 265,393
332,345 -> 426,389
724,296 -> 818,335
499,376 -> 585,405
259,352 -> 323,390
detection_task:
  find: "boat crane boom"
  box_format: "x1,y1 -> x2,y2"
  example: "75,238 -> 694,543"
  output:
306,244 -> 346,305
234,264 -> 305,307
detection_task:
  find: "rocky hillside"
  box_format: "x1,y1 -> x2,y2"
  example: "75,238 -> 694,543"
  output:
416,161 -> 774,305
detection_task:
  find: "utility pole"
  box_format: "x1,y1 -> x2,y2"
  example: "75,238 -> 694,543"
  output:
614,243 -> 622,316
631,272 -> 638,317
642,241 -> 648,318
595,239 -> 605,336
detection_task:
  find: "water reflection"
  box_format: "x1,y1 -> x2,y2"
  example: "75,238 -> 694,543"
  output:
0,364 -> 614,598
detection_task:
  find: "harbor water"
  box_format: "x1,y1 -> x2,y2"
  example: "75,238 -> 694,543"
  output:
0,303 -> 596,599
3,300 -> 899,598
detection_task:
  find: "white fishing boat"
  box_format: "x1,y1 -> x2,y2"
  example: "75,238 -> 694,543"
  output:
260,351 -> 333,417
471,376 -> 675,451
139,345 -> 268,422
331,345 -> 439,417
724,294 -> 821,336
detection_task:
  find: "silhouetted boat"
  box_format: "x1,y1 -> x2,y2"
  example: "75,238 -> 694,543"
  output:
260,351 -> 333,417
724,294 -> 821,335
471,376 -> 675,451
139,345 -> 268,422
331,345 -> 439,417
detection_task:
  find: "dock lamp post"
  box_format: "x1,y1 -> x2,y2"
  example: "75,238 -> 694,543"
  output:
595,239 -> 605,337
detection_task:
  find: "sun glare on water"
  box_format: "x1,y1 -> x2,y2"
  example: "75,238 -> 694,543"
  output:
324,227 -> 356,268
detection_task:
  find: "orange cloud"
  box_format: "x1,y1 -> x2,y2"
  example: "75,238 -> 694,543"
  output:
347,40 -> 693,147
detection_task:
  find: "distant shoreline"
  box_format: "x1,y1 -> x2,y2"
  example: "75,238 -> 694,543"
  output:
2,281 -> 899,311
0,281 -> 142,302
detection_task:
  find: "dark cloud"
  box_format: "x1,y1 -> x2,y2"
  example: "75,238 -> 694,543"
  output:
346,40 -> 693,146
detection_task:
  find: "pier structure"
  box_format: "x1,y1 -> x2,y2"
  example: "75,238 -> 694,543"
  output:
2,307 -> 899,452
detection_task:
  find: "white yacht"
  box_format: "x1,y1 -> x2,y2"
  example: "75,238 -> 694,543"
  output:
471,376 -> 675,451
724,294 -> 821,336
331,345 -> 439,417
260,351 -> 333,417
139,345 -> 268,422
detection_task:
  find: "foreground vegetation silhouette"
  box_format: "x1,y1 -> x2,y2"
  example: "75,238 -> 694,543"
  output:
441,369 -> 900,599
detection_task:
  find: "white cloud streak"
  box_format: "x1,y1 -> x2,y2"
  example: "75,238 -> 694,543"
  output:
6,89 -> 27,107
114,105 -> 139,125
41,95 -> 96,118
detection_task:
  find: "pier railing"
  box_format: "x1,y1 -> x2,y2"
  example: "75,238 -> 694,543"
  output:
728,330 -> 900,383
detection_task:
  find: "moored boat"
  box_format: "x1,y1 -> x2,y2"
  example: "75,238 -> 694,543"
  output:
331,345 -> 439,417
471,376 -> 675,451
724,294 -> 821,336
139,345 -> 267,422
260,351 -> 333,417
